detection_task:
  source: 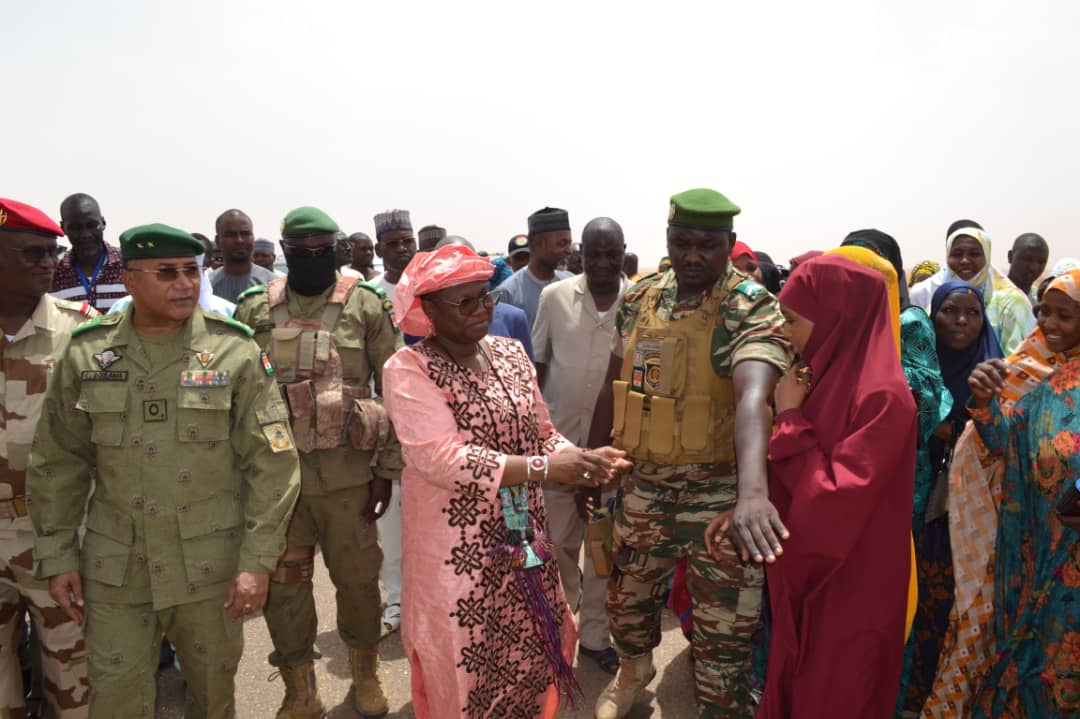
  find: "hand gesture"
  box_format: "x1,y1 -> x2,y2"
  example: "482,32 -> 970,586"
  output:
968,359 -> 1007,408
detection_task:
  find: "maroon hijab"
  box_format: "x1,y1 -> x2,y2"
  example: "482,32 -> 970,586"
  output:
779,253 -> 910,451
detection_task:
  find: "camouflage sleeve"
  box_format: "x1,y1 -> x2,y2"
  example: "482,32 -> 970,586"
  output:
229,339 -> 301,574
612,280 -> 647,359
28,348 -> 95,578
361,292 -> 405,481
724,285 -> 794,373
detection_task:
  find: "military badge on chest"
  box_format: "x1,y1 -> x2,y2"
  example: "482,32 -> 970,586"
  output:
93,348 -> 122,370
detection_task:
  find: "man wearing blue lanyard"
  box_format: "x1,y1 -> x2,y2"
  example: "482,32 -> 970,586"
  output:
52,193 -> 126,312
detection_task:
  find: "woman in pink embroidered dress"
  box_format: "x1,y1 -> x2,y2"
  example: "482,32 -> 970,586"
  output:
383,246 -> 630,719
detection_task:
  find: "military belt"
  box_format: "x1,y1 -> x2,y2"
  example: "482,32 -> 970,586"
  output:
0,496 -> 29,520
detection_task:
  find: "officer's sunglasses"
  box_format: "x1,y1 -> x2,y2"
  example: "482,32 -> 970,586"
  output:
4,245 -> 64,264
281,242 -> 335,258
430,290 -> 498,316
126,265 -> 201,283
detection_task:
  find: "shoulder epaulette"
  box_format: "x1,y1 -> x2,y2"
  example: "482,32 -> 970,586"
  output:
357,282 -> 388,299
206,313 -> 256,337
236,285 -> 268,302
71,315 -> 106,337
733,280 -> 767,300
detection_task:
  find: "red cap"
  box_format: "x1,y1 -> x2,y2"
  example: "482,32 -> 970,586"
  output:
730,240 -> 755,262
0,198 -> 64,237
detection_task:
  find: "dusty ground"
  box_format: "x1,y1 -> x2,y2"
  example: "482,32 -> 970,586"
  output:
154,558 -> 698,718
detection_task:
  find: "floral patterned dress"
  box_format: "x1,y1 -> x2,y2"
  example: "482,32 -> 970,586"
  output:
971,357 -> 1080,718
382,336 -> 576,719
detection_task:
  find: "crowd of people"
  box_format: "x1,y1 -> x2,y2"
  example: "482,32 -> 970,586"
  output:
0,188 -> 1077,719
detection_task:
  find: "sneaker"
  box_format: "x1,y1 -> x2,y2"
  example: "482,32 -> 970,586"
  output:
381,603 -> 401,634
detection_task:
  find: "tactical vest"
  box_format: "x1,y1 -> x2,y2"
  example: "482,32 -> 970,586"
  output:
612,283 -> 735,465
266,277 -> 390,456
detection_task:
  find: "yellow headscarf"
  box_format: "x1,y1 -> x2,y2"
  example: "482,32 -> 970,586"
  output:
826,245 -> 902,359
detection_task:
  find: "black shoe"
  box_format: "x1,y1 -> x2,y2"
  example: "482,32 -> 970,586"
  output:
579,646 -> 620,674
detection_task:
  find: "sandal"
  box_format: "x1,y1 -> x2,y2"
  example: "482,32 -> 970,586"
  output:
579,646 -> 620,674
382,603 -> 401,634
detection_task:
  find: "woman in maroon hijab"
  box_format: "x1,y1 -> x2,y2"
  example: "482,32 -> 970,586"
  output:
758,254 -> 918,718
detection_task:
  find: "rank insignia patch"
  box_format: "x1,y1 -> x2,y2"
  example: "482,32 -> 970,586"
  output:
143,399 -> 167,422
195,350 -> 214,368
261,421 -> 294,453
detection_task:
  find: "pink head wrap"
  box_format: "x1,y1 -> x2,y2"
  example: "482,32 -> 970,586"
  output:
393,245 -> 495,337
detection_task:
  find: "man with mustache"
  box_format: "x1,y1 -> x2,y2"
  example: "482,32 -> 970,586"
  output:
589,189 -> 793,719
29,223 -> 300,718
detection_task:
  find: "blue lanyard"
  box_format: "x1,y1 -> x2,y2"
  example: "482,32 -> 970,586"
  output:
74,248 -> 107,298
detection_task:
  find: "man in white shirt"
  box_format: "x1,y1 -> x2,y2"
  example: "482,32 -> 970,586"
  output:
494,207 -> 574,327
532,217 -> 627,675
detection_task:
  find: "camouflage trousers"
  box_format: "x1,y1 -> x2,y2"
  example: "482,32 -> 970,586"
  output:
264,477 -> 382,668
608,470 -> 763,719
0,516 -> 89,718
84,593 -> 242,718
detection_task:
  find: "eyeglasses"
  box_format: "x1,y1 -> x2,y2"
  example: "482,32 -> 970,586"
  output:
4,245 -> 63,264
281,243 -> 335,258
431,290 -> 498,315
126,265 -> 201,282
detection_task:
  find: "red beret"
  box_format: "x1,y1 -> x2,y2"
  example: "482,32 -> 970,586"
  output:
0,198 -> 64,237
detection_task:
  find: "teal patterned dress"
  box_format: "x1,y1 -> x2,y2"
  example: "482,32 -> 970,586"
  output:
972,356 -> 1080,718
895,306 -> 953,717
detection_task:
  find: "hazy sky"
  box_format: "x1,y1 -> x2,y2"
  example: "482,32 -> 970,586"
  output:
7,0 -> 1078,271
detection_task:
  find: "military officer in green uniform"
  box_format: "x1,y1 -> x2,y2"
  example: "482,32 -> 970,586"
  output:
233,207 -> 403,719
588,189 -> 794,719
28,223 -> 301,718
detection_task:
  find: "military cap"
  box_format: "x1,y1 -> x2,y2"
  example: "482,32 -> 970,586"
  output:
507,234 -> 530,257
281,206 -> 340,238
668,189 -> 741,231
374,209 -> 412,238
527,207 -> 570,235
119,223 -> 204,259
0,198 -> 63,237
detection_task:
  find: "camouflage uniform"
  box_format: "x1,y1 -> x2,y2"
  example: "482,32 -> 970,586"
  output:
28,306 -> 301,719
607,268 -> 792,718
233,276 -> 403,668
1,294 -> 96,718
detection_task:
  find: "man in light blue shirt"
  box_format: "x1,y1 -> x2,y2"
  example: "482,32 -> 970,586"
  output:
493,207 -> 574,327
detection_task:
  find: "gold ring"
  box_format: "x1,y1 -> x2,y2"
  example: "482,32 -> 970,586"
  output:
243,603 -> 253,610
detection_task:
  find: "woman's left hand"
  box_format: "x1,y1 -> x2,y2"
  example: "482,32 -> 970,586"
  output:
775,362 -> 811,414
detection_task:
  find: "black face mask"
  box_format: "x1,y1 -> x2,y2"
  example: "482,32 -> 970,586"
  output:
285,250 -> 338,296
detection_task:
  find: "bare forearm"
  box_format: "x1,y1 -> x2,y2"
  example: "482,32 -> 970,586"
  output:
734,396 -> 773,497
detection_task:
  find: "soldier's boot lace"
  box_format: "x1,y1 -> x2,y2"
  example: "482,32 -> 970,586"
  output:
269,663 -> 326,719
594,651 -> 655,719
349,646 -> 389,718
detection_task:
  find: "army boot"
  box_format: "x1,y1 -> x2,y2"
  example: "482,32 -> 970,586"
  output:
349,647 -> 389,717
594,652 -> 656,719
272,662 -> 326,719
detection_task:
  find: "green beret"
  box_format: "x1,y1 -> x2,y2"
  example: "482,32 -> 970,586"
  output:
119,223 -> 205,259
281,206 -> 340,238
668,188 -> 741,231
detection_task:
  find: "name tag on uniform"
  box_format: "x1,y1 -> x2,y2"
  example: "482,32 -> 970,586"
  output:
81,370 -> 128,382
180,370 -> 231,387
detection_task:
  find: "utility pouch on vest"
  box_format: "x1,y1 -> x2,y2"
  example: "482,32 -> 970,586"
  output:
681,396 -> 712,453
612,380 -> 629,436
647,396 -> 676,456
622,390 -> 645,450
270,327 -> 303,382
347,398 -> 390,455
588,507 -> 614,578
631,333 -> 687,398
